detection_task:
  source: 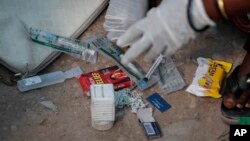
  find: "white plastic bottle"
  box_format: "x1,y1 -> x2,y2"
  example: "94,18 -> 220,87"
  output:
17,67 -> 83,92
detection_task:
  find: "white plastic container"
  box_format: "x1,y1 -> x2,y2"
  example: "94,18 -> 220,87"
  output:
17,67 -> 83,92
90,84 -> 115,130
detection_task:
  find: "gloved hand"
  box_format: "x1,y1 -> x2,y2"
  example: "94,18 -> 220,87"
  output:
117,0 -> 216,64
104,0 -> 148,42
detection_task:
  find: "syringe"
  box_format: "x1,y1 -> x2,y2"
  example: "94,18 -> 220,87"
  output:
138,54 -> 164,90
22,23 -> 97,63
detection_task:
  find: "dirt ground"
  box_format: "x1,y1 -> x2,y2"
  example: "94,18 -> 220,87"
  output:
0,11 -> 248,141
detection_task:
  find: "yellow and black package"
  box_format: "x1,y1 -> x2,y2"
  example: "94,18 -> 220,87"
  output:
186,57 -> 232,98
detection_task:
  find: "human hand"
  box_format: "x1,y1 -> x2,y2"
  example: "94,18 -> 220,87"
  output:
104,0 -> 148,42
117,0 -> 215,64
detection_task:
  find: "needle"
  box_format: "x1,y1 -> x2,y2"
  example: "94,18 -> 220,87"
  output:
138,54 -> 163,90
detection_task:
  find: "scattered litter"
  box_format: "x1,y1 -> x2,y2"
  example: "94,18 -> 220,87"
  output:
137,108 -> 162,139
114,88 -> 131,108
186,57 -> 232,98
146,93 -> 171,113
91,84 -> 115,131
78,65 -> 132,96
137,108 -> 155,123
114,89 -> 149,113
130,90 -> 146,113
17,67 -> 83,92
88,37 -> 145,82
40,100 -> 58,112
23,24 -> 97,63
156,57 -> 186,94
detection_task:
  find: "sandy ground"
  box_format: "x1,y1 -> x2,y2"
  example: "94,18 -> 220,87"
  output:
0,11 -> 248,141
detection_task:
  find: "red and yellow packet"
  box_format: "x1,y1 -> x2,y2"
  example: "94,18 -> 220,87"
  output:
78,66 -> 132,96
186,57 -> 232,98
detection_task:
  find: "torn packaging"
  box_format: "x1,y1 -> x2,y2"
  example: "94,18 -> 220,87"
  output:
137,108 -> 162,139
186,57 -> 232,98
146,57 -> 186,94
158,57 -> 186,94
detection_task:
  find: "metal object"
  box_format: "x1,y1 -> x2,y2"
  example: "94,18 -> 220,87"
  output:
138,54 -> 163,89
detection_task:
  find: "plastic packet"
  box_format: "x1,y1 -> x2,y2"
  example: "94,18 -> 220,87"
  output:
156,57 -> 186,94
186,57 -> 232,98
78,65 -> 132,96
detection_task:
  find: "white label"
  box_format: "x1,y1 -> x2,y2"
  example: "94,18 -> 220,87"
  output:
24,76 -> 42,86
143,122 -> 156,135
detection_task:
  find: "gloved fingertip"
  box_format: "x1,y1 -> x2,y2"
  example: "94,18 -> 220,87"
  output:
121,56 -> 130,64
116,38 -> 126,47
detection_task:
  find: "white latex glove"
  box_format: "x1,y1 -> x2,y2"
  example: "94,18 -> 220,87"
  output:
117,0 -> 216,64
104,0 -> 148,42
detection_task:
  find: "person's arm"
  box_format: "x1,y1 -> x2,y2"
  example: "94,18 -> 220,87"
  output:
204,0 -> 250,22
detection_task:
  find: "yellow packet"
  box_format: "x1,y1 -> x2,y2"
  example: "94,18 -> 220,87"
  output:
186,57 -> 232,98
